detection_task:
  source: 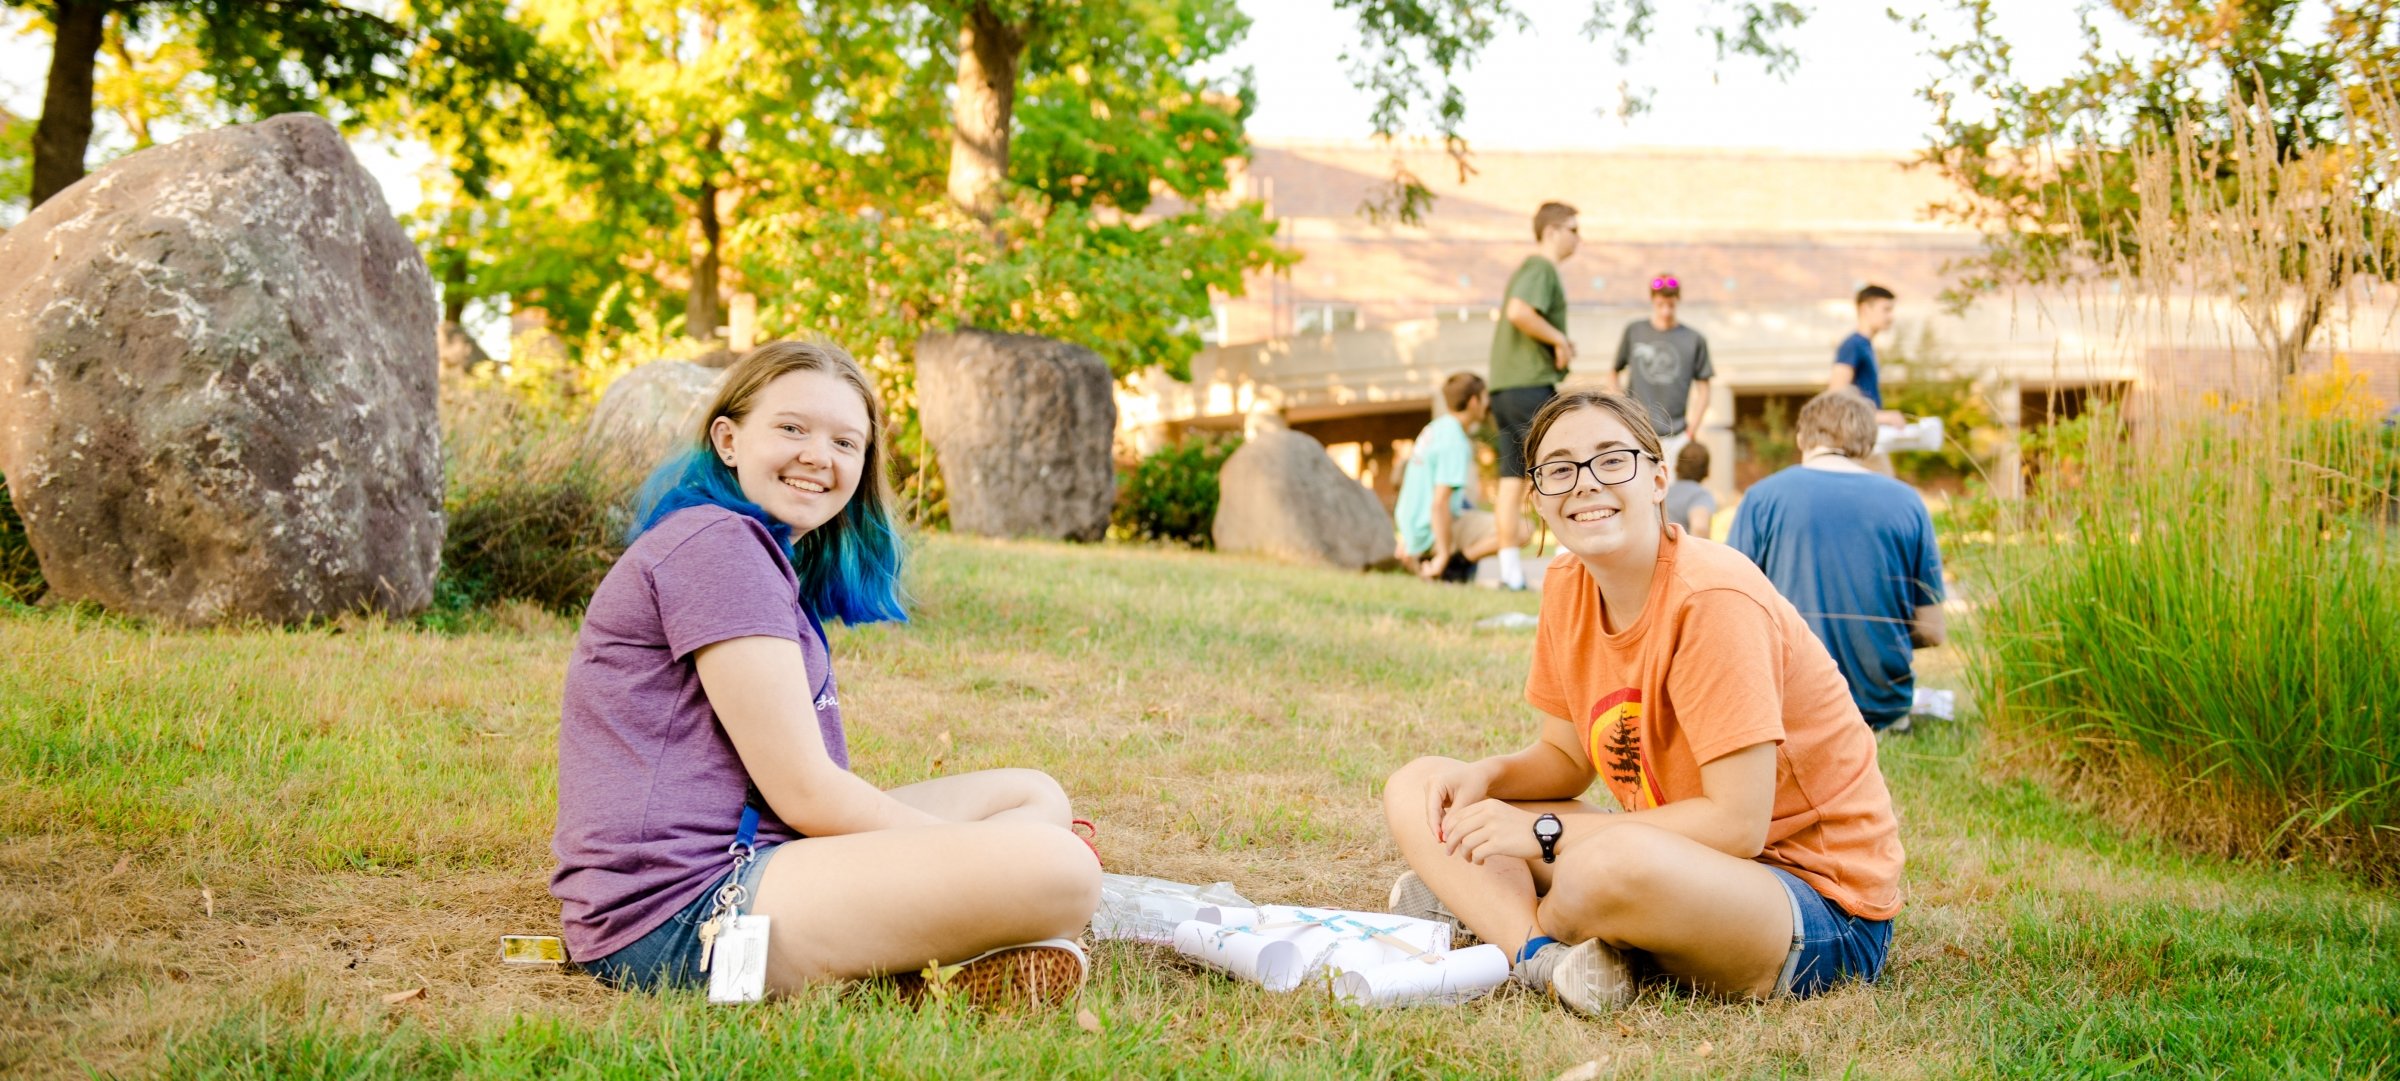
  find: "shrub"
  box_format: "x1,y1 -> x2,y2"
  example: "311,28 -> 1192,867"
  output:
1112,434 -> 1239,547
1881,326 -> 2005,486
436,387 -> 645,616
1734,397 -> 1799,481
0,476 -> 41,606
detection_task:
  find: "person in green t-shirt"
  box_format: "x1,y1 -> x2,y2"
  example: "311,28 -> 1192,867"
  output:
1488,201 -> 1582,590
1396,373 -> 1500,583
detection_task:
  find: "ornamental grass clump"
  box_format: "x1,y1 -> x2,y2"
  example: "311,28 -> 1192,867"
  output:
436,385 -> 645,617
1966,81 -> 2400,883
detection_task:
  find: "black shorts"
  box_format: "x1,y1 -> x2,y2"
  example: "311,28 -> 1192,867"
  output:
1489,384 -> 1558,479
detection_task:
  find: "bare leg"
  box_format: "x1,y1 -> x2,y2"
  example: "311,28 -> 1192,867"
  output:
1536,822 -> 1794,998
1384,756 -> 1795,998
1383,756 -> 1604,956
1495,477 -> 1530,552
888,768 -> 1072,827
749,819 -> 1101,991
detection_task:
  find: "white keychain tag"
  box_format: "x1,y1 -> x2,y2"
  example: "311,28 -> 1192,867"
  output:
705,913 -> 771,1004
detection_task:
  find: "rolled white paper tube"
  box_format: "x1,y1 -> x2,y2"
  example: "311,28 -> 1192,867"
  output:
1172,919 -> 1307,992
1194,905 -> 1262,927
1331,944 -> 1512,1007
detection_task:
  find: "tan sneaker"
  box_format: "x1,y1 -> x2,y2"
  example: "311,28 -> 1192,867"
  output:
1387,870 -> 1473,943
1513,939 -> 1634,1016
893,939 -> 1087,1010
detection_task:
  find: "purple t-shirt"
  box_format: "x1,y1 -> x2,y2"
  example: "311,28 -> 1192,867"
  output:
550,504 -> 847,960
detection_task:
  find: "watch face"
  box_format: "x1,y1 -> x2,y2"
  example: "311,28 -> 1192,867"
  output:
1534,816 -> 1562,839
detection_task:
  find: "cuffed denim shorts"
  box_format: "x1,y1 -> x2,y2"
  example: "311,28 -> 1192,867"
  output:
581,844 -> 781,991
1768,864 -> 1893,998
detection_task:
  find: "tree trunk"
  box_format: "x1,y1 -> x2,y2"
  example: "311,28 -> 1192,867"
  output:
2272,290 -> 2328,383
945,4 -> 1027,219
30,0 -> 111,208
688,179 -> 722,342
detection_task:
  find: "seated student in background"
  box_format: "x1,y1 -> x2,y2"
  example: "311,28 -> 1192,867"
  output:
1830,284 -> 1907,476
552,341 -> 1100,1005
1664,442 -> 1717,540
1727,390 -> 1946,733
1382,390 -> 1903,1016
1396,373 -> 1504,583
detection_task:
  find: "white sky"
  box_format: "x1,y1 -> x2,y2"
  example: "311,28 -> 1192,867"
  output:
1218,0 -> 2090,152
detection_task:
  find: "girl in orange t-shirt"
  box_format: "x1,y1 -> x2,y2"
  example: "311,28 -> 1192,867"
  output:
1382,390 -> 1904,1014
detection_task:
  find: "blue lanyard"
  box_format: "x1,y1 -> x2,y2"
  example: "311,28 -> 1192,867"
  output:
733,801 -> 760,855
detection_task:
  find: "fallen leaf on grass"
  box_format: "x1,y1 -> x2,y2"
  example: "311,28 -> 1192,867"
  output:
1615,1020 -> 1636,1038
1553,1060 -> 1606,1081
1694,1040 -> 1713,1058
382,987 -> 425,1005
1075,1006 -> 1101,1033
109,854 -> 130,876
200,887 -> 214,918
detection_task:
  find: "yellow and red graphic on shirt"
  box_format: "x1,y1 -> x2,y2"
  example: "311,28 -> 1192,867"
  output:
1587,687 -> 1662,810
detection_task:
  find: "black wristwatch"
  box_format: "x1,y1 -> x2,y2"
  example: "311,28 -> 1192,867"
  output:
1533,813 -> 1563,864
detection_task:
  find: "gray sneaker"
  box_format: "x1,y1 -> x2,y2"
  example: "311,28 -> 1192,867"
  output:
1386,870 -> 1473,943
1511,939 -> 1634,1016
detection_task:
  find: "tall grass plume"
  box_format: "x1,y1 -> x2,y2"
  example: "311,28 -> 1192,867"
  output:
1966,79 -> 2400,883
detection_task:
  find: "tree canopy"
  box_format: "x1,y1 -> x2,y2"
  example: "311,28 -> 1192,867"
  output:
5,0 -> 566,206
1910,0 -> 2400,370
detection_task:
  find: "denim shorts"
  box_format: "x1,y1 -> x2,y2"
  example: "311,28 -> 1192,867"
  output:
1768,864 -> 1893,998
581,844 -> 780,991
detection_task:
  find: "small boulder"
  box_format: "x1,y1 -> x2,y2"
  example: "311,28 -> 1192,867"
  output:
585,361 -> 723,473
1212,415 -> 1393,570
438,320 -> 493,376
0,113 -> 442,625
917,329 -> 1115,541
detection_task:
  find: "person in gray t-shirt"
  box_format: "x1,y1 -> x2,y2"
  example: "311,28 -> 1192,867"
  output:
1664,441 -> 1719,539
1609,274 -> 1715,448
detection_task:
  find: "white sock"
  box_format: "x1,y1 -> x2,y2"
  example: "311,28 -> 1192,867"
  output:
1498,546 -> 1524,588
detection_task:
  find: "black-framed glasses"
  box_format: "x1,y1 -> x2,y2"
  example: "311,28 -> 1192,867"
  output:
1527,449 -> 1654,496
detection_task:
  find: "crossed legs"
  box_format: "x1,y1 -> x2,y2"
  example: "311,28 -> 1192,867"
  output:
1382,756 -> 1794,998
747,768 -> 1100,992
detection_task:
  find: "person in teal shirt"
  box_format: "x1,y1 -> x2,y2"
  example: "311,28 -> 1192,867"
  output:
1397,374 -> 1500,583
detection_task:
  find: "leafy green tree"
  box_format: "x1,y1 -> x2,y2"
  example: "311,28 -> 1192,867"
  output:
731,0 -> 1289,414
7,0 -> 562,208
1331,0 -> 1808,221
426,0 -> 947,345
0,106 -> 29,216
1909,0 -> 2400,373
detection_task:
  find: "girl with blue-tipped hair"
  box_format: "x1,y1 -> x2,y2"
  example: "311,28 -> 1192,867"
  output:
550,341 -> 1098,1006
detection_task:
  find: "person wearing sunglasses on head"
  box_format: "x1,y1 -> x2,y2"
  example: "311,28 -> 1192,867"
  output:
1486,201 -> 1583,591
1607,274 -> 1713,478
1381,389 -> 1902,1017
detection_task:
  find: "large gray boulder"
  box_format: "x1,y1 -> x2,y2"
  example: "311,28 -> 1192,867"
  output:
0,113 -> 442,626
585,361 -> 723,472
1213,415 -> 1393,570
917,328 -> 1115,541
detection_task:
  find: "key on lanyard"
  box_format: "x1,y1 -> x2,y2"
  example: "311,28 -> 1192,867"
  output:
700,802 -> 762,974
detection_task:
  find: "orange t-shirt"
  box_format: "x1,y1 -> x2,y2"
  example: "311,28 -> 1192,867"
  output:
1525,527 -> 1904,921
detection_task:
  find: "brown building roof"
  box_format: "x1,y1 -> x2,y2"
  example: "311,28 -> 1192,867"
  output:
1222,141 -> 1979,344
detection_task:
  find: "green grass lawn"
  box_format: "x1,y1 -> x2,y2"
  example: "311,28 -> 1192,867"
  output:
1,537 -> 2393,1079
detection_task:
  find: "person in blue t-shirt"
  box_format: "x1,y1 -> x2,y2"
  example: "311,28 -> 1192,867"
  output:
1830,284 -> 1896,409
1396,373 -> 1501,583
1728,390 -> 1947,731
